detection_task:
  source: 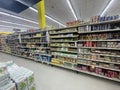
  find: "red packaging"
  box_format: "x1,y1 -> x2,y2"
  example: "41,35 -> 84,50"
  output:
89,42 -> 92,47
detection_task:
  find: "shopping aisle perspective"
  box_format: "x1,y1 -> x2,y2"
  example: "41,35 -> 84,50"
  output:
0,52 -> 120,90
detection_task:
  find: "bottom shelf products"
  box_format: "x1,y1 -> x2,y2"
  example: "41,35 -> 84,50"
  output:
34,54 -> 52,63
76,64 -> 120,79
51,59 -> 64,65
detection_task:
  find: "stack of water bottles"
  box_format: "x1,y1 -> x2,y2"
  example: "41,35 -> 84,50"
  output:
0,62 -> 16,90
0,61 -> 36,90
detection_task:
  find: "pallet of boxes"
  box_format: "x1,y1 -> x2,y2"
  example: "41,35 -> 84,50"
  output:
0,61 -> 36,90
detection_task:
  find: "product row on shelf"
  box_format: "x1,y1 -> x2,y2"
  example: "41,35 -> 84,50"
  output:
0,34 -> 11,54
0,18 -> 120,83
0,61 -> 35,90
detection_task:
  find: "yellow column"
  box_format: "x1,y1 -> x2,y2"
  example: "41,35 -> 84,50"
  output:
37,0 -> 46,29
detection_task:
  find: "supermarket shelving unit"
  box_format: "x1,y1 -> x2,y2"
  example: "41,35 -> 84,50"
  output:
77,19 -> 120,82
0,34 -> 11,54
49,19 -> 120,82
6,34 -> 17,54
49,27 -> 78,68
16,30 -> 51,63
0,19 -> 120,83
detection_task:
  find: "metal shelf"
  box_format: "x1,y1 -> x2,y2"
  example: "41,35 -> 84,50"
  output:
36,42 -> 48,44
78,58 -> 120,65
48,26 -> 78,31
75,68 -> 120,82
50,41 -> 77,43
21,42 -> 48,44
89,19 -> 120,25
77,62 -> 120,72
1,50 -> 120,82
21,36 -> 46,39
53,54 -> 77,59
21,30 -> 46,35
96,66 -> 120,72
78,39 -> 120,42
38,53 -> 51,56
50,31 -> 77,35
50,36 -> 78,39
51,50 -> 77,54
78,52 -> 120,58
78,29 -> 120,34
79,47 -> 120,50
50,63 -> 120,82
50,45 -> 77,48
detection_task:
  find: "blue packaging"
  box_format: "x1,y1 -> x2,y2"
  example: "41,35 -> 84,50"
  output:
110,16 -> 113,20
107,16 -> 111,21
103,16 -> 106,21
97,16 -> 100,22
100,17 -> 103,22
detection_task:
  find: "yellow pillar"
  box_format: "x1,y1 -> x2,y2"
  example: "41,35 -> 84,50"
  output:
37,0 -> 46,29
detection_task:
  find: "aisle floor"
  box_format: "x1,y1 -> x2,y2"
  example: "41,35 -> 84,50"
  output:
0,52 -> 120,90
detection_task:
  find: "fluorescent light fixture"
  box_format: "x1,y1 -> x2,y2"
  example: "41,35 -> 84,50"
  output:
0,11 -> 38,24
101,0 -> 114,16
45,15 -> 66,27
29,7 -> 66,27
29,7 -> 38,13
67,0 -> 77,20
0,20 -> 38,28
0,25 -> 27,29
0,27 -> 12,29
0,10 -> 49,27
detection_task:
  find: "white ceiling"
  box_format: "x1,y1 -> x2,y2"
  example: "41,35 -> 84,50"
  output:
0,0 -> 120,32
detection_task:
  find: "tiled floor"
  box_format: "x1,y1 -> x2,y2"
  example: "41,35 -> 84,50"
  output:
0,52 -> 120,90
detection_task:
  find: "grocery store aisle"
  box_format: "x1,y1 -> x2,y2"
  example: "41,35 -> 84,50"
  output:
0,52 -> 120,90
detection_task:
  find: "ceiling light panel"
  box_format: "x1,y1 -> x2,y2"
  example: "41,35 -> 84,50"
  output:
67,0 -> 77,20
0,8 -> 38,28
0,20 -> 38,28
101,0 -> 115,16
0,24 -> 27,29
44,0 -> 75,24
45,15 -> 66,27
29,7 -> 66,27
0,28 -> 13,32
19,6 -> 39,23
104,0 -> 120,16
0,12 -> 39,28
71,0 -> 110,21
0,11 -> 38,24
